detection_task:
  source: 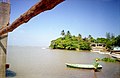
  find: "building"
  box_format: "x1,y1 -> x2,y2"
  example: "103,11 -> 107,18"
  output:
90,43 -> 106,52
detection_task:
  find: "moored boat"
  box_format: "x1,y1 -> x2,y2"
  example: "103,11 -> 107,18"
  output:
66,63 -> 102,69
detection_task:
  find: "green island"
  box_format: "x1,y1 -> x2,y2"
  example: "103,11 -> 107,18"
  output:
49,30 -> 120,51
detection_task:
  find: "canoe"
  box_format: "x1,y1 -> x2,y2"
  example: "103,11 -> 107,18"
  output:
66,63 -> 102,69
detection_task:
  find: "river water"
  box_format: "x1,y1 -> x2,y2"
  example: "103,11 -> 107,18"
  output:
6,46 -> 120,78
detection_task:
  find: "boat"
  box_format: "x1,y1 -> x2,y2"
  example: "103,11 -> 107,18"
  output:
66,63 -> 102,69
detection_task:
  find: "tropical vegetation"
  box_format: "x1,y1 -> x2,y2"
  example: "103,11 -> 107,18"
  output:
49,30 -> 120,51
100,57 -> 117,62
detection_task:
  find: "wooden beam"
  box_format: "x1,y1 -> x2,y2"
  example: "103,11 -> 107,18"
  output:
0,0 -> 64,36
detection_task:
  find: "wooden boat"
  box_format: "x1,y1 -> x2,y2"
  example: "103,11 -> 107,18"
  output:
66,63 -> 102,69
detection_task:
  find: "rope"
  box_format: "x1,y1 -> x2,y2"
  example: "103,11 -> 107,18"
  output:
93,69 -> 106,78
93,69 -> 97,78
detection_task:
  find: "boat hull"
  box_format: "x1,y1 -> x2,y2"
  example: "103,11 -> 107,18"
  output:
66,63 -> 102,69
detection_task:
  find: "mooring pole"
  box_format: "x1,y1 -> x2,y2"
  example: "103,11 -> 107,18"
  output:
0,0 -> 10,78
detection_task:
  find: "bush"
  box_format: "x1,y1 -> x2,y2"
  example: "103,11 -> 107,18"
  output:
101,57 -> 117,62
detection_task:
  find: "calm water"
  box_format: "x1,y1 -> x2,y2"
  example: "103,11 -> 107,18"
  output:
7,46 -> 120,78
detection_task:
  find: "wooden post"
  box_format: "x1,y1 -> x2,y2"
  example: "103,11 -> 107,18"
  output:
0,1 -> 10,78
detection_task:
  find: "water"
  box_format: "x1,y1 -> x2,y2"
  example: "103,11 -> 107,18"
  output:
7,46 -> 120,78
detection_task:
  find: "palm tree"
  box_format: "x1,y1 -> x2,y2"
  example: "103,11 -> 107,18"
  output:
66,30 -> 71,37
61,30 -> 65,36
78,34 -> 82,38
106,32 -> 111,40
88,35 -> 92,39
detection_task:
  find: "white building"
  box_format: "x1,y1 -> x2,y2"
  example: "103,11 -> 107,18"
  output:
90,43 -> 106,52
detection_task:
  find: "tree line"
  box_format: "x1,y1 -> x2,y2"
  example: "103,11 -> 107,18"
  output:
49,30 -> 120,51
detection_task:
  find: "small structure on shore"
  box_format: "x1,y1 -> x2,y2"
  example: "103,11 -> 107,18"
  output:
90,43 -> 106,52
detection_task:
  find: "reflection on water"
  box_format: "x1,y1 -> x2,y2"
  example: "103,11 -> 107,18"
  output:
7,46 -> 120,78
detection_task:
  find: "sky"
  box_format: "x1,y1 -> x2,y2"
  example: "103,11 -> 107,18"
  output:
7,0 -> 120,47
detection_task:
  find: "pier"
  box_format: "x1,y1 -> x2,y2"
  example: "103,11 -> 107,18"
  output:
110,52 -> 120,61
110,47 -> 120,60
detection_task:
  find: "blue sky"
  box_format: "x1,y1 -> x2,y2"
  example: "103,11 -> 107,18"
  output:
8,0 -> 120,46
